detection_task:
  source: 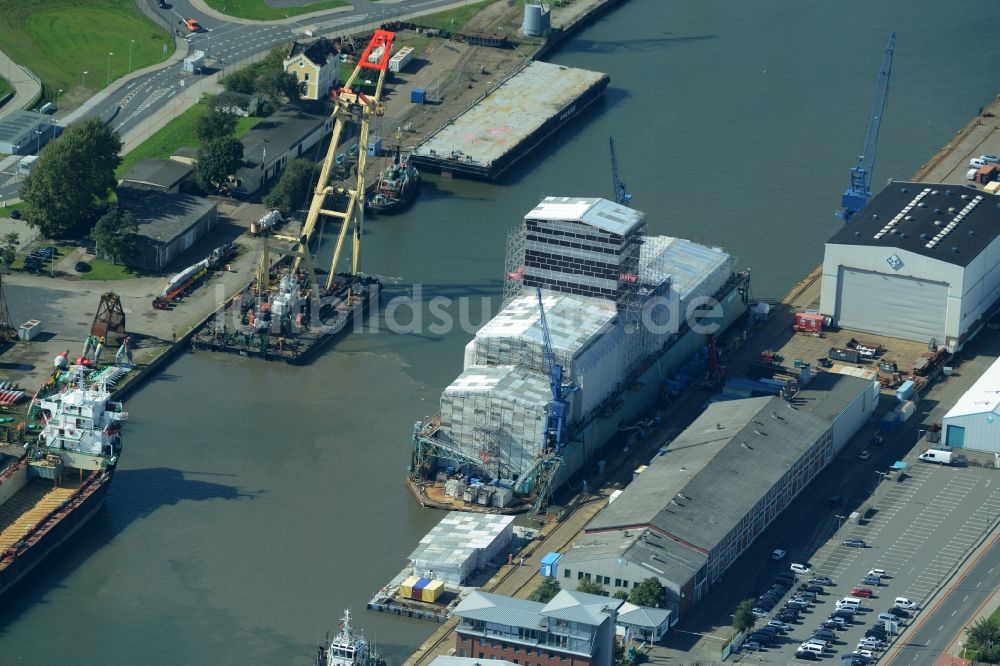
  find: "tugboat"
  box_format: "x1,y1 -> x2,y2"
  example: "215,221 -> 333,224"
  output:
0,364 -> 127,598
315,609 -> 386,666
368,147 -> 420,214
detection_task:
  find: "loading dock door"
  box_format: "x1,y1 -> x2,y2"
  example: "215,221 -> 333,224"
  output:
836,268 -> 947,343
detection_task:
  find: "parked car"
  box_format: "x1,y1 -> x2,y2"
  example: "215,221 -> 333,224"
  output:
767,620 -> 791,632
777,611 -> 799,623
772,549 -> 787,560
850,587 -> 875,598
794,650 -> 818,661
74,261 -> 90,272
843,538 -> 867,548
790,563 -> 811,574
865,627 -> 887,639
796,590 -> 817,601
862,575 -> 882,586
980,154 -> 1000,163
752,608 -> 768,619
830,616 -> 848,629
811,629 -> 835,641
743,641 -> 761,652
800,584 -> 824,593
831,608 -> 856,620
887,607 -> 909,619
894,597 -> 917,610
851,650 -> 876,662
868,569 -> 888,578
820,619 -> 839,630
9,209 -> 21,220
810,575 -> 834,586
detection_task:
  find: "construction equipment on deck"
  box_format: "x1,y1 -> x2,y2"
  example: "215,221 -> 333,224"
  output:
298,29 -> 395,295
609,136 -> 632,207
91,292 -> 127,349
837,33 -> 895,222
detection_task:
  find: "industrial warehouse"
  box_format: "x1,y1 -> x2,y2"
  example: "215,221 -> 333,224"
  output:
558,371 -> 879,621
941,355 -> 1000,452
409,197 -> 750,511
821,183 -> 1000,350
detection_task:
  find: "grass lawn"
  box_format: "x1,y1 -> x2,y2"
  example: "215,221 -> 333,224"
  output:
203,0 -> 348,21
81,258 -> 149,280
989,606 -> 1000,625
0,75 -> 12,103
0,0 -> 174,104
117,94 -> 263,176
417,0 -> 494,32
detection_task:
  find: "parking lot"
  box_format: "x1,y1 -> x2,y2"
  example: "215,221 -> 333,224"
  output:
738,462 -> 1000,664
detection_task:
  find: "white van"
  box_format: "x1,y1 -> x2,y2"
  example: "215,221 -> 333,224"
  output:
894,597 -> 917,610
837,597 -> 862,610
919,449 -> 954,465
798,643 -> 824,655
971,158 -> 988,169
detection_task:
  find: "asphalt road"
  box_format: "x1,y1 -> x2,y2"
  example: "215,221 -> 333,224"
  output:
0,0 -> 479,201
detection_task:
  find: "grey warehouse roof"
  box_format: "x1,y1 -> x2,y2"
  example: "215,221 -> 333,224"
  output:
526,197 -> 645,237
827,182 -> 1000,267
588,396 -> 831,551
542,590 -> 621,625
119,190 -> 216,244
240,109 -> 328,168
617,601 -> 671,629
0,110 -> 49,144
120,158 -> 192,189
412,61 -> 608,170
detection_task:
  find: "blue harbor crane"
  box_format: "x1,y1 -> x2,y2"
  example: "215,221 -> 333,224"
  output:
537,287 -> 579,451
837,33 -> 895,222
610,136 -> 632,207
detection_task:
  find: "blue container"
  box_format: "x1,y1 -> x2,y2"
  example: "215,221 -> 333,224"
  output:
540,552 -> 561,577
367,136 -> 383,157
411,88 -> 426,104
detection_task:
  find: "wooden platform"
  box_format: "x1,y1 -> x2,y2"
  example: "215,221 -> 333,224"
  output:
0,480 -> 78,550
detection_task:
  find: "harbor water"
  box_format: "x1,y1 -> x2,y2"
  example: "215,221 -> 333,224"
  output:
4,1 -> 1000,664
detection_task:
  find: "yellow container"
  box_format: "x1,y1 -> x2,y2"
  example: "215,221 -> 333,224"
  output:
400,576 -> 420,599
422,579 -> 444,603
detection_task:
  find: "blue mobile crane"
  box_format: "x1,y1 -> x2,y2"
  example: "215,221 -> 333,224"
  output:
610,136 -> 632,207
837,33 -> 895,222
537,287 -> 579,450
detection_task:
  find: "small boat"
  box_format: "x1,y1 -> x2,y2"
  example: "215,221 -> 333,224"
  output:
368,147 -> 420,214
315,608 -> 386,666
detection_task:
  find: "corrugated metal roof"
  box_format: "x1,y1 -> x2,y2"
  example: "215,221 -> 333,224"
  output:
453,591 -> 544,629
541,590 -> 621,626
617,602 -> 671,629
412,62 -> 607,170
945,356 -> 1000,418
526,197 -> 645,236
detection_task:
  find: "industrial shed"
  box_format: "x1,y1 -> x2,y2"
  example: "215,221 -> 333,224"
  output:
119,158 -> 193,193
119,189 -> 217,272
408,511 -> 515,586
559,374 -> 876,620
820,183 -> 1000,350
941,356 -> 1000,452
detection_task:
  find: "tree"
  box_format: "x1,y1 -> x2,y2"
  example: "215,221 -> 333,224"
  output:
255,70 -> 300,102
93,206 -> 138,265
222,68 -> 256,94
195,109 -> 238,144
733,599 -> 756,635
263,158 -> 316,216
20,118 -> 122,238
613,590 -> 629,601
196,137 -> 244,191
576,577 -> 606,596
528,577 -> 561,603
966,617 -> 1000,663
2,232 -> 19,266
628,577 -> 667,609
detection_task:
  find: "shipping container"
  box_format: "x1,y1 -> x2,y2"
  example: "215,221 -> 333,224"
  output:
793,312 -> 825,333
829,347 -> 860,364
411,88 -> 426,104
898,400 -> 916,420
421,579 -> 444,602
412,577 -> 430,600
367,136 -> 383,157
400,575 -> 420,598
540,552 -> 561,577
896,380 -> 915,402
388,46 -> 415,73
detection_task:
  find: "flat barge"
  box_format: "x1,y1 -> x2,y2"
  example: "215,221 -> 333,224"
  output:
191,266 -> 379,364
410,61 -> 609,180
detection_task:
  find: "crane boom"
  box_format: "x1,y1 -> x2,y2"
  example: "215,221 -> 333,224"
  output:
838,33 -> 895,222
297,30 -> 395,290
536,288 -> 578,451
609,136 -> 632,207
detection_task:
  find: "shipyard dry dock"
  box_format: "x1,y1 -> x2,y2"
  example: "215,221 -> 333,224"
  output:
410,61 -> 609,179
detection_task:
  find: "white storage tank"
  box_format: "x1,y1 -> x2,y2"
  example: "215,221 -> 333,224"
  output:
522,3 -> 551,37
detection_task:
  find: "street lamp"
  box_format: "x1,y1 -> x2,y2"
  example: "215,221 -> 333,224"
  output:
107,52 -> 114,85
82,70 -> 89,88
835,514 -> 846,531
128,39 -> 135,74
56,89 -> 63,109
34,128 -> 43,154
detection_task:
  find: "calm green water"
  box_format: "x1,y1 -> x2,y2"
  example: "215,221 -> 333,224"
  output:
4,1 -> 1000,664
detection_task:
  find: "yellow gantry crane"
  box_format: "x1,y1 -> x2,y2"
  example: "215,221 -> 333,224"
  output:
297,29 -> 395,294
